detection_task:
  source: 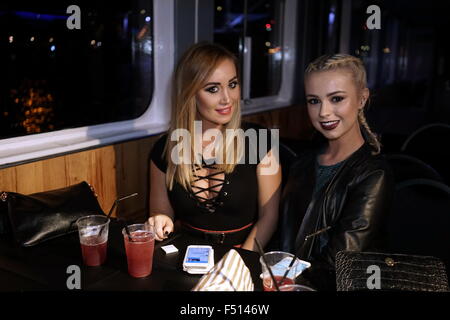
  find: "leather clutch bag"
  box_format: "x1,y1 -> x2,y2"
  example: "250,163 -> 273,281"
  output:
335,251 -> 449,292
0,181 -> 105,247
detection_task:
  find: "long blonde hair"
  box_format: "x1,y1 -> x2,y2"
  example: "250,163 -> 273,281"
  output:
305,54 -> 381,154
165,42 -> 242,190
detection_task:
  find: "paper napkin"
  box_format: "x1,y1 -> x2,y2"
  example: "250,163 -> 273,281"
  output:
192,249 -> 254,291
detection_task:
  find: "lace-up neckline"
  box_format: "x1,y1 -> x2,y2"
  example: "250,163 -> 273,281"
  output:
190,160 -> 228,213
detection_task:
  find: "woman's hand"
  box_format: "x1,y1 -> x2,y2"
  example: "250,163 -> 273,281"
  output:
148,214 -> 174,241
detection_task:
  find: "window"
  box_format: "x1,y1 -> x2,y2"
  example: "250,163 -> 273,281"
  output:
1,1 -> 153,138
346,0 -> 444,110
212,0 -> 297,114
0,0 -> 174,167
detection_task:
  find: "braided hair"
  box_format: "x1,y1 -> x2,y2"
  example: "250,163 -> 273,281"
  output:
305,54 -> 381,155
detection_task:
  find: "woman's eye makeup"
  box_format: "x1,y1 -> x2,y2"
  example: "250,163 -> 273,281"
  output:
307,94 -> 346,105
205,86 -> 219,93
307,98 -> 320,105
204,80 -> 238,93
331,96 -> 345,103
229,80 -> 238,89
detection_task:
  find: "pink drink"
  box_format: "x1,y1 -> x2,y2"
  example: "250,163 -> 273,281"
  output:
80,236 -> 108,266
263,275 -> 295,291
123,230 -> 155,278
76,215 -> 110,267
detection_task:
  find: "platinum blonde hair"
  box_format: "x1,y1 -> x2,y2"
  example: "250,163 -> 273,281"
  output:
305,54 -> 381,154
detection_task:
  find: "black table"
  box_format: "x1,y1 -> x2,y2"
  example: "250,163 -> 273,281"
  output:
0,221 -> 265,291
0,220 -> 331,291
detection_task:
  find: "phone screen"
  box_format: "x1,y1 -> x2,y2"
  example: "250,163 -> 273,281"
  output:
186,247 -> 209,264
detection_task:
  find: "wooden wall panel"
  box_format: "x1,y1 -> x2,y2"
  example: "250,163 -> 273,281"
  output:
0,166 -> 17,191
64,149 -> 92,185
63,146 -> 117,215
91,146 -> 117,216
15,156 -> 67,194
114,136 -> 161,221
114,140 -> 143,219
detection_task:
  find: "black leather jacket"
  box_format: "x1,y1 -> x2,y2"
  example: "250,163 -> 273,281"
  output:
280,143 -> 394,269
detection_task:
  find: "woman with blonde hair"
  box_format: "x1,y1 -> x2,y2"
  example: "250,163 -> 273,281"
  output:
148,42 -> 281,251
280,54 -> 393,273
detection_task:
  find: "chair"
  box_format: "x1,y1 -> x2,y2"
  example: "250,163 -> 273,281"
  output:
401,123 -> 450,184
385,153 -> 444,184
386,178 -> 450,275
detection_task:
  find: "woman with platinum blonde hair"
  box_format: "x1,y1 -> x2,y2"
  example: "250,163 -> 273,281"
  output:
280,54 -> 394,282
148,42 -> 281,251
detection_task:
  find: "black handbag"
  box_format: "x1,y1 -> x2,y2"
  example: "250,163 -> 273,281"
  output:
0,181 -> 105,247
335,251 -> 449,292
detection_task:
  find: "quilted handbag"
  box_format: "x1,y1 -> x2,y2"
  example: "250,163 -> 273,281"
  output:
335,251 -> 449,292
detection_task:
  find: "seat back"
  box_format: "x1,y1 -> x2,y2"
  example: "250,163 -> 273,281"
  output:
386,153 -> 444,184
386,178 -> 450,274
401,123 -> 450,184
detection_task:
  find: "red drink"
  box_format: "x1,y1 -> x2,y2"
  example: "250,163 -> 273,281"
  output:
80,236 -> 108,267
124,230 -> 155,278
263,275 -> 295,291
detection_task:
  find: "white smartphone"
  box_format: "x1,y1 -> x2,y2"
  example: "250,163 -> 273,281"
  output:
182,245 -> 214,270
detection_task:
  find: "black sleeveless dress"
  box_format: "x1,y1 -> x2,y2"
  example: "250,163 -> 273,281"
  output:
150,123 -> 273,245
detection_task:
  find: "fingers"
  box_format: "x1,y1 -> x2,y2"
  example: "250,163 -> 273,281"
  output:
148,215 -> 173,241
146,217 -> 156,240
154,218 -> 166,241
147,216 -> 163,241
162,223 -> 174,237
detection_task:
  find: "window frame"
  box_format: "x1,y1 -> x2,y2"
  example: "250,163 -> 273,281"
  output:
0,0 -> 175,168
239,0 -> 298,116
